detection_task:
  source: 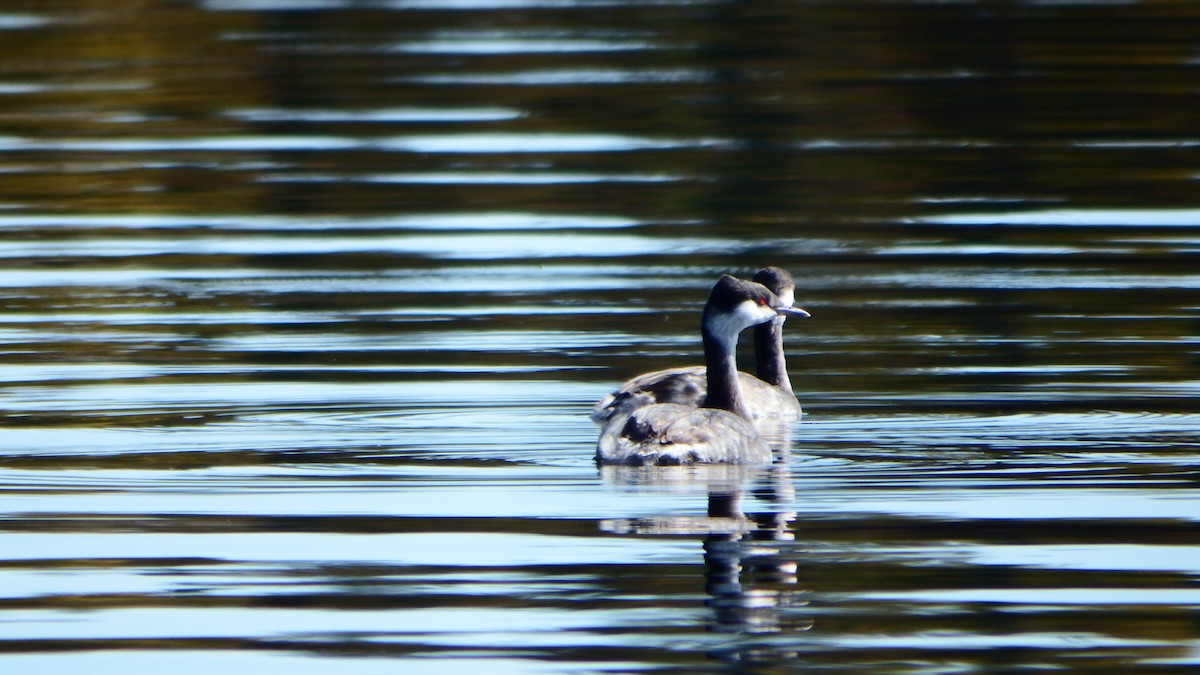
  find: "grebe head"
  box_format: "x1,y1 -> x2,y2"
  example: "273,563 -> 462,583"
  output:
703,275 -> 808,347
753,266 -> 798,312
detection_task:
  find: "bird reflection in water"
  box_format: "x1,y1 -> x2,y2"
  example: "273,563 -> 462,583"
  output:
599,438 -> 813,647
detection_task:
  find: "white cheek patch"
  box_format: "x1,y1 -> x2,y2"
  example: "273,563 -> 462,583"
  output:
733,299 -> 779,326
708,300 -> 779,346
775,289 -> 796,324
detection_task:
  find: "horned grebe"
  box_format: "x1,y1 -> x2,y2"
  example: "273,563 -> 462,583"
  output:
591,267 -> 806,429
750,266 -> 802,404
595,275 -> 809,466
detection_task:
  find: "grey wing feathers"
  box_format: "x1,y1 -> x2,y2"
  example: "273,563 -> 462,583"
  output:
592,367 -> 800,427
590,366 -> 706,425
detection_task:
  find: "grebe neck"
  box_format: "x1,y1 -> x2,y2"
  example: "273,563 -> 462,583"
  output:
753,318 -> 793,395
700,324 -> 751,419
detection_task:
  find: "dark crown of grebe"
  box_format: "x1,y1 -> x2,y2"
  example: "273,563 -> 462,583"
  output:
752,267 -> 796,306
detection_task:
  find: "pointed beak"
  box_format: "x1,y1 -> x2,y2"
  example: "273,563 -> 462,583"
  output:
776,305 -> 810,318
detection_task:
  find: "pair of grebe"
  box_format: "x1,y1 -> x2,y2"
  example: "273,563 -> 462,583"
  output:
593,268 -> 809,466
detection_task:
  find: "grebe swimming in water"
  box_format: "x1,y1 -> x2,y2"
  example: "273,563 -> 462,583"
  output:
592,267 -> 806,429
750,266 -> 803,406
595,274 -> 809,466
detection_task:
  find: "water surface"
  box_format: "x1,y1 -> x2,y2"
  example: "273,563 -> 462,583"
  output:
1,1 -> 1199,673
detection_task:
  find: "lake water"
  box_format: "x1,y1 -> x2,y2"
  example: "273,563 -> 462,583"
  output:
1,0 -> 1199,672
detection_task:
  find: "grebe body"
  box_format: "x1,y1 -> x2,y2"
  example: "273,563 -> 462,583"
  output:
592,267 -> 805,430
595,274 -> 808,466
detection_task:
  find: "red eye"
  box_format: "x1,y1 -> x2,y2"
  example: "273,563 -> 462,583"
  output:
757,297 -> 767,306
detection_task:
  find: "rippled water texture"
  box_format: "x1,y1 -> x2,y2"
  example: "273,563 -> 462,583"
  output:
1,1 -> 1199,673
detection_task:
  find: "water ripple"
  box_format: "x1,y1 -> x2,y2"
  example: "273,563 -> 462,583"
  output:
0,233 -> 751,260
913,208 -> 1200,228
0,13 -> 51,29
0,213 -> 639,231
264,171 -> 688,185
207,0 -> 716,8
389,36 -> 660,55
403,68 -> 713,85
225,107 -> 526,123
0,133 -> 726,154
